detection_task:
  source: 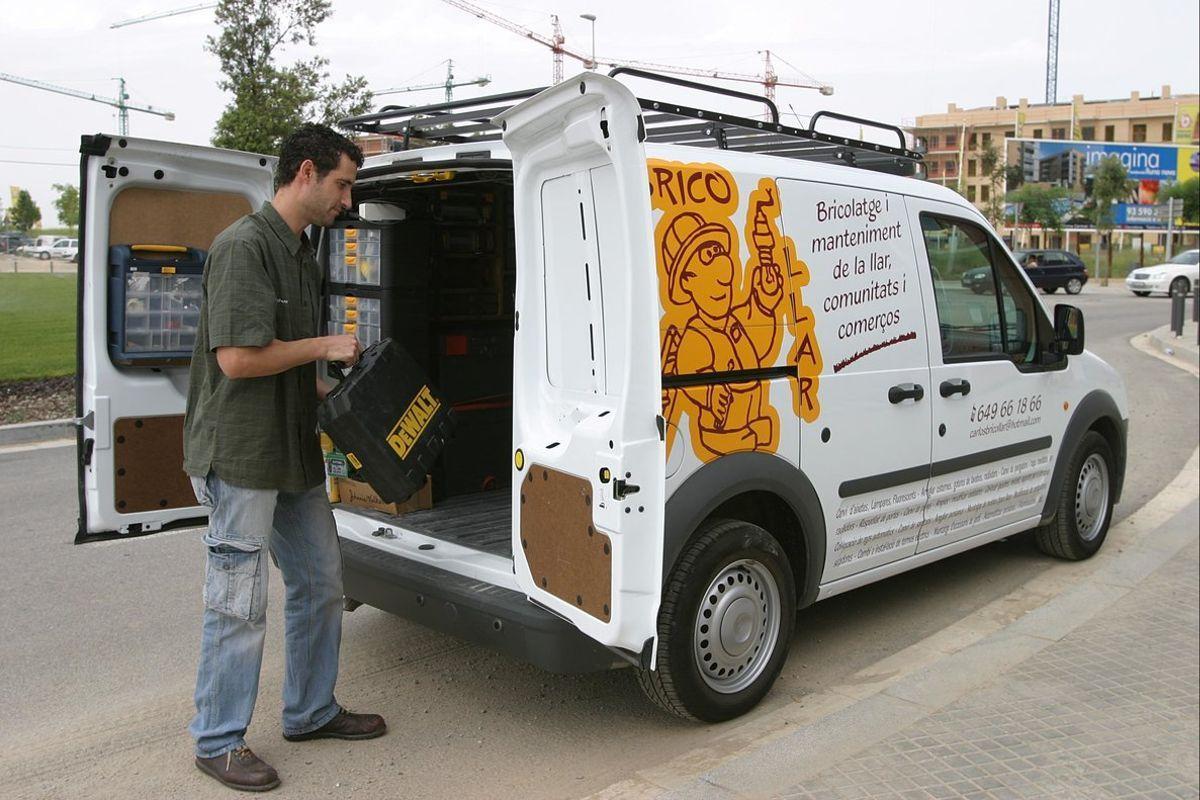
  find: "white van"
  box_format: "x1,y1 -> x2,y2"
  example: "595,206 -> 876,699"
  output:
74,72 -> 1128,722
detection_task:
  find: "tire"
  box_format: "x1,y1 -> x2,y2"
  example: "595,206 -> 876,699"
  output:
1042,286 -> 1058,294
1133,291 -> 1150,297
38,251 -> 50,261
1034,431 -> 1115,560
1065,278 -> 1083,295
1170,277 -> 1190,297
637,518 -> 796,723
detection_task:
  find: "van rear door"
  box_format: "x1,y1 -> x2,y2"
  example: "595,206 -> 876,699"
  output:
75,134 -> 274,542
498,75 -> 665,657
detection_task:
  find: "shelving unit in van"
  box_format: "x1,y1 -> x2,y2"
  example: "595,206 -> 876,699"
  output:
340,68 -> 924,177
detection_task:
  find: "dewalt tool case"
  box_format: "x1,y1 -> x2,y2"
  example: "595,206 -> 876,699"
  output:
318,338 -> 454,504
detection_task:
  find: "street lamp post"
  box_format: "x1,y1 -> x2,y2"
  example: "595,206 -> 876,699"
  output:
580,13 -> 597,70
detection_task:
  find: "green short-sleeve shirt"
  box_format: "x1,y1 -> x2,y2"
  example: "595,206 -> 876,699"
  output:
182,201 -> 326,492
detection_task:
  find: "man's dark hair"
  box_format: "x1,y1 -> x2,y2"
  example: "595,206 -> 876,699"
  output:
276,124 -> 365,188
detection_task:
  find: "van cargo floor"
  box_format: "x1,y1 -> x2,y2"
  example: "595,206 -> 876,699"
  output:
337,490 -> 512,559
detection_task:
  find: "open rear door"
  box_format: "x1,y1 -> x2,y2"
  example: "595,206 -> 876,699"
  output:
76,134 -> 274,542
498,75 -> 665,659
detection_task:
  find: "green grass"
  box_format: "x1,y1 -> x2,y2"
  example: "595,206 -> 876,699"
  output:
1077,247 -> 1165,280
0,274 -> 76,382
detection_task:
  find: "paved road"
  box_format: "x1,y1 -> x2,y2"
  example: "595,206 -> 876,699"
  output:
0,288 -> 1194,800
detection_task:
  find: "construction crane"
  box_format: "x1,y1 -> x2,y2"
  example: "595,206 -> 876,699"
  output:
0,72 -> 174,135
443,0 -> 576,83
111,2 -> 216,29
441,0 -> 831,106
375,60 -> 491,103
1045,0 -> 1060,104
600,50 -> 832,101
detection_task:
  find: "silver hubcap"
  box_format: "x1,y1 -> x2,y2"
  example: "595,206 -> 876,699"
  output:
1067,279 -> 1081,293
1075,454 -> 1110,542
693,559 -> 780,694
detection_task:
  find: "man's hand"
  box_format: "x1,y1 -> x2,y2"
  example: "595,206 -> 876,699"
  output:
751,261 -> 784,313
708,383 -> 733,428
323,334 -> 361,367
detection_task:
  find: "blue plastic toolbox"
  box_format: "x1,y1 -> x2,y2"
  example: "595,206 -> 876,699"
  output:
108,244 -> 207,366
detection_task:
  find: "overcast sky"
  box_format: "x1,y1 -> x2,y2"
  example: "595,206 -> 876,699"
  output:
2,0 -> 1197,226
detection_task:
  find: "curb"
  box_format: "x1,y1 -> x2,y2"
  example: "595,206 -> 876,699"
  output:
1145,322 -> 1200,367
0,418 -> 76,446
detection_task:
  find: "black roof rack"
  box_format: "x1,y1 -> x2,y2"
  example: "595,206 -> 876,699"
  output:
340,68 -> 923,177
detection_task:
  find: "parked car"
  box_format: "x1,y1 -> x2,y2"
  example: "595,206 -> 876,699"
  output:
1124,249 -> 1199,297
29,237 -> 77,260
1013,249 -> 1089,295
18,234 -> 57,256
74,73 -> 1128,723
960,265 -> 994,293
0,232 -> 26,254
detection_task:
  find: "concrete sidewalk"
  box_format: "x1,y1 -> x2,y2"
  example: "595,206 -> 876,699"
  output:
779,508 -> 1199,800
1145,320 -> 1199,367
590,451 -> 1200,800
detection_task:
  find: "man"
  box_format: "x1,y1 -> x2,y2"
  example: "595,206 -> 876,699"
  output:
659,210 -> 783,460
183,123 -> 385,793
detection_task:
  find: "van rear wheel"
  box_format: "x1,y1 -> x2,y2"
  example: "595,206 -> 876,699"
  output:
1034,431 -> 1114,560
637,518 -> 795,722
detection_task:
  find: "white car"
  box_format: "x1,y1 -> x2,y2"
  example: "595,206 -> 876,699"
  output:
30,237 -> 78,261
19,234 -> 57,257
1125,249 -> 1199,297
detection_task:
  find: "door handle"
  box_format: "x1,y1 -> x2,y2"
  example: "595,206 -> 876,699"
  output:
888,383 -> 925,404
939,378 -> 971,398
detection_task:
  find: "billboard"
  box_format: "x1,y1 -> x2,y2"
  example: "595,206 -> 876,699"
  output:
1176,103 -> 1199,145
1006,137 -> 1199,228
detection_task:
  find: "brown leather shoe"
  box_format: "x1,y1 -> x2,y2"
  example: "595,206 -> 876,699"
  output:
283,707 -> 387,742
195,746 -> 281,792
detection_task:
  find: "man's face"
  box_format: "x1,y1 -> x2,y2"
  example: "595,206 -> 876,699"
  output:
682,239 -> 734,318
301,153 -> 357,227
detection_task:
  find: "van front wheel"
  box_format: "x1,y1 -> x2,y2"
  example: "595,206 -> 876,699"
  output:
637,518 -> 795,723
1034,431 -> 1114,560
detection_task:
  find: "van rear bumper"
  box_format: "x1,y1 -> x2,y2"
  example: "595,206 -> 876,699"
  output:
340,539 -> 621,674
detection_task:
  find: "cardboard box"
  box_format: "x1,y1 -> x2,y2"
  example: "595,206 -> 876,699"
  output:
335,475 -> 432,516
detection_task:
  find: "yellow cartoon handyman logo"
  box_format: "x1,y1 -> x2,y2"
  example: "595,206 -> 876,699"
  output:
651,160 -> 822,463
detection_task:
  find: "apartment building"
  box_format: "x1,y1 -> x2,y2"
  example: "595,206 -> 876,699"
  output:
912,86 -> 1196,199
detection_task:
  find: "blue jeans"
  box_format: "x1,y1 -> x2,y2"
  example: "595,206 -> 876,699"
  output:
188,472 -> 344,758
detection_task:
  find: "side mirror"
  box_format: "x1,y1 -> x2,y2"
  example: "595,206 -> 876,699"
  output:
1053,304 -> 1085,356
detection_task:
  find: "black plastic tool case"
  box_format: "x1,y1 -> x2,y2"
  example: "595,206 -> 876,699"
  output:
318,339 -> 455,504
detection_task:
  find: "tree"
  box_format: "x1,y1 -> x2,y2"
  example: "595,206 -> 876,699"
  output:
1008,184 -> 1070,232
9,189 -> 41,233
1089,156 -> 1134,286
978,142 -> 1007,227
52,183 -> 80,233
1163,176 -> 1199,225
207,0 -> 372,155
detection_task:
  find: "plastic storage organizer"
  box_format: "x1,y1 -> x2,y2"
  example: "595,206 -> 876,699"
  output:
108,244 -> 207,366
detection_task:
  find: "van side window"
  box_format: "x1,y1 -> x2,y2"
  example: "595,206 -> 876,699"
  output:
919,214 -> 1038,365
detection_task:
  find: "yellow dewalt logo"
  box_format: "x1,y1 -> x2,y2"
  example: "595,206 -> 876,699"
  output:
386,385 -> 441,459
